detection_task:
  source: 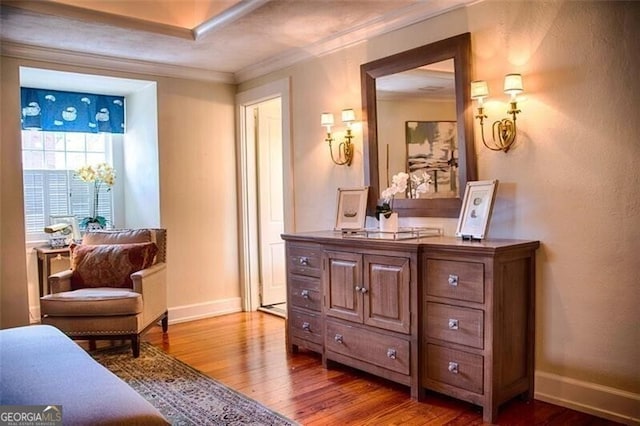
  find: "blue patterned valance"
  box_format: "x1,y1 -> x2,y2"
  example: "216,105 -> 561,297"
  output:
20,87 -> 125,134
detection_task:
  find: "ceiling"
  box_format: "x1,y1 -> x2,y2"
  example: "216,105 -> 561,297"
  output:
0,0 -> 475,83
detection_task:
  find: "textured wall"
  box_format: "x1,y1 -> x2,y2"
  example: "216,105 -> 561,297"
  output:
240,0 -> 640,401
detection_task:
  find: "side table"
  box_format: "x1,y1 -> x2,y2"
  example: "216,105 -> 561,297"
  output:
34,246 -> 71,297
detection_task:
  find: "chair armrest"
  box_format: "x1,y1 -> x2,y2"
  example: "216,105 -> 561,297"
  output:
131,263 -> 167,329
48,270 -> 73,294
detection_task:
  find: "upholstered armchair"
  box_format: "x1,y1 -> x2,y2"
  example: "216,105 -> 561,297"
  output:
40,229 -> 168,357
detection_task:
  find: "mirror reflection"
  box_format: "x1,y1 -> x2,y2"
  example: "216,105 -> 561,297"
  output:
361,33 -> 476,218
376,59 -> 459,200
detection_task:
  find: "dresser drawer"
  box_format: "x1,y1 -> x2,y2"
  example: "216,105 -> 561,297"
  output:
426,344 -> 483,394
325,321 -> 410,375
426,303 -> 484,349
426,259 -> 484,303
287,244 -> 322,278
289,275 -> 321,311
289,309 -> 323,346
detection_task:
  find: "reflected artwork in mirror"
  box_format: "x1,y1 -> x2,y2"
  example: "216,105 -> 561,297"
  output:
361,33 -> 477,217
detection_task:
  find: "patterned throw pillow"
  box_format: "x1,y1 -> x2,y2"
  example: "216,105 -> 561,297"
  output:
70,242 -> 158,290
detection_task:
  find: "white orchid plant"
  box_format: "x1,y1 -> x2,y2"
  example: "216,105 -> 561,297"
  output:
377,171 -> 433,219
377,172 -> 409,219
75,162 -> 116,229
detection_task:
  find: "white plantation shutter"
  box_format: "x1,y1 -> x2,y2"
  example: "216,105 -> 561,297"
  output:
47,172 -> 69,216
23,171 -> 45,235
70,174 -> 91,220
23,169 -> 113,241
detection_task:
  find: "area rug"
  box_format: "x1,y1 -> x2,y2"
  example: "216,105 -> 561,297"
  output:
91,343 -> 297,426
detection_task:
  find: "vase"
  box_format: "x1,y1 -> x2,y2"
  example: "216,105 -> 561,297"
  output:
379,212 -> 399,233
86,222 -> 104,231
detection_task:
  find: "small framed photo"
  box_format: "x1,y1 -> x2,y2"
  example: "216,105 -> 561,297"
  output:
335,187 -> 369,231
455,180 -> 498,240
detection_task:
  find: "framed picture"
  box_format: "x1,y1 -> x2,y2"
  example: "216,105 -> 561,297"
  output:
50,215 -> 81,243
335,187 -> 369,231
405,120 -> 458,197
455,180 -> 499,240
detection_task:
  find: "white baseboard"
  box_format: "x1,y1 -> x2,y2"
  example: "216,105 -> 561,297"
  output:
29,297 -> 244,326
29,305 -> 41,323
167,297 -> 243,324
535,371 -> 640,425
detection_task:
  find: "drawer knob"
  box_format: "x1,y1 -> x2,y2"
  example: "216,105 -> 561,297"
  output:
299,257 -> 310,266
334,334 -> 343,344
448,362 -> 459,374
448,274 -> 459,286
302,322 -> 311,332
448,319 -> 459,330
387,348 -> 397,360
301,289 -> 310,299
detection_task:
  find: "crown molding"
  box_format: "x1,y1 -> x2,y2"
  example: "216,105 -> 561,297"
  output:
1,41 -> 236,84
193,0 -> 269,40
235,0 -> 474,83
2,1 -> 194,40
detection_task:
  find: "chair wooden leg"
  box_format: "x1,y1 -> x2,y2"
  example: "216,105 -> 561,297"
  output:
131,334 -> 140,358
161,311 -> 168,333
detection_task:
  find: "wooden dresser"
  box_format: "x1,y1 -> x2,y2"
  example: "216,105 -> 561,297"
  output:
282,231 -> 539,423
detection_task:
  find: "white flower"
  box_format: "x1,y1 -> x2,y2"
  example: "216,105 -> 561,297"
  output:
75,163 -> 116,227
76,163 -> 116,187
381,172 -> 409,203
411,171 -> 432,196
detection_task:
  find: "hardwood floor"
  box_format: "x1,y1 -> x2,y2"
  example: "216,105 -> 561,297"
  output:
143,312 -> 620,426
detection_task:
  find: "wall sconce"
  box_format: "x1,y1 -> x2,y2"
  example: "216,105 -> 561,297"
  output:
321,108 -> 355,166
471,73 -> 524,153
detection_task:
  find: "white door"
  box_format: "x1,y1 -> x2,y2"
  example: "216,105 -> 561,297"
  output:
256,98 -> 286,306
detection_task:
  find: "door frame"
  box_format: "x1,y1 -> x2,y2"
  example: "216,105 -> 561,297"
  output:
236,78 -> 294,312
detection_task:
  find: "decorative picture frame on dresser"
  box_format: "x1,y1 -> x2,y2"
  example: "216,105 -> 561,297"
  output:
455,180 -> 498,240
334,187 -> 369,231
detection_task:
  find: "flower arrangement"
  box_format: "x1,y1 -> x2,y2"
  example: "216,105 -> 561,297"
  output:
377,171 -> 433,219
377,172 -> 409,219
75,162 -> 116,229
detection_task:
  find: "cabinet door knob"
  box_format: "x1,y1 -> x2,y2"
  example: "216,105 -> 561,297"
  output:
387,348 -> 397,359
334,334 -> 343,344
448,319 -> 459,330
447,274 -> 459,286
302,322 -> 311,332
360,287 -> 368,294
301,289 -> 310,299
448,362 -> 459,374
355,286 -> 361,292
299,257 -> 310,266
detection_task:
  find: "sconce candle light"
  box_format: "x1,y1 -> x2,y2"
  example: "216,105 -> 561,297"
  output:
471,73 -> 524,153
322,108 -> 355,166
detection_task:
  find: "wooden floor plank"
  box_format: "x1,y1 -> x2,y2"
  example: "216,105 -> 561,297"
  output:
143,312 -> 622,425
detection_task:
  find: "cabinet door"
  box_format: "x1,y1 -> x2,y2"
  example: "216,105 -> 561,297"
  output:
364,255 -> 411,334
324,251 -> 363,323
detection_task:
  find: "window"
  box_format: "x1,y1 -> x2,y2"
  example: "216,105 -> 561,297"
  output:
22,130 -> 113,241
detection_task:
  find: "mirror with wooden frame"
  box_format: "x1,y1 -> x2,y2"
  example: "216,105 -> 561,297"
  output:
361,32 -> 477,217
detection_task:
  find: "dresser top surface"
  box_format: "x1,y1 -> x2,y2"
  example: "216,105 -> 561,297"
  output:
282,230 -> 539,252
